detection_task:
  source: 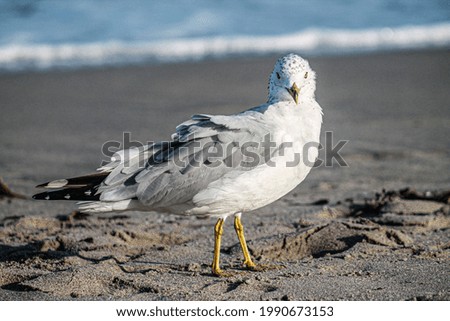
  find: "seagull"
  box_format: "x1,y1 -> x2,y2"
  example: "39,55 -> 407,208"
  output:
33,53 -> 323,276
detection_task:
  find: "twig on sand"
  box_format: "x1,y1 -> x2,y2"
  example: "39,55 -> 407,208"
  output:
0,177 -> 27,199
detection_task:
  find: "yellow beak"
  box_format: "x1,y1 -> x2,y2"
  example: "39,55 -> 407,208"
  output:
286,82 -> 300,104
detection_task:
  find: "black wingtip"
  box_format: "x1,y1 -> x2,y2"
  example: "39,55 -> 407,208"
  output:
33,172 -> 107,201
35,173 -> 108,189
32,191 -> 50,200
32,187 -> 100,201
35,182 -> 49,188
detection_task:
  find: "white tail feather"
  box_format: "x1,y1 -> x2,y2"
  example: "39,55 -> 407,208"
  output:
77,199 -> 141,213
96,147 -> 146,172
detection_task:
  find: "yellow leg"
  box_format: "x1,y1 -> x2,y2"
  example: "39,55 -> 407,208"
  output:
234,215 -> 257,269
212,218 -> 225,276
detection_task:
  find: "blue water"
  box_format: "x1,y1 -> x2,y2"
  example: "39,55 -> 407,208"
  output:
0,0 -> 449,71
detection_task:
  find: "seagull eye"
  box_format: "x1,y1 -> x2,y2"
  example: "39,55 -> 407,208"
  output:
276,72 -> 281,80
304,72 -> 308,79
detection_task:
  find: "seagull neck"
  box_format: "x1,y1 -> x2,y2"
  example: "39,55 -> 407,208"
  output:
267,93 -> 315,105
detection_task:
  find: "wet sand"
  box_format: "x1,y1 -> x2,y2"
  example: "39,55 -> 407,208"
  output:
0,49 -> 449,300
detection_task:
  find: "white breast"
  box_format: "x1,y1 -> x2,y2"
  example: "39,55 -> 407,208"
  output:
188,101 -> 322,217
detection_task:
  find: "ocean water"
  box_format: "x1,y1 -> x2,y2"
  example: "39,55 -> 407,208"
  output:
0,0 -> 449,71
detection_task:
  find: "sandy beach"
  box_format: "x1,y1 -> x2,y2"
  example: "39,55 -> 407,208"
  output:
0,49 -> 449,300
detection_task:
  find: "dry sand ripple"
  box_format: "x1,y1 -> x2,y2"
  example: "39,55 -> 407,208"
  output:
0,187 -> 448,300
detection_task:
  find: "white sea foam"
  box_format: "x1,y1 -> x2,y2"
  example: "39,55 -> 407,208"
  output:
1,23 -> 449,72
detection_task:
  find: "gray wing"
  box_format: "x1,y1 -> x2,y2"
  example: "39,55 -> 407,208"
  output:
97,110 -> 275,209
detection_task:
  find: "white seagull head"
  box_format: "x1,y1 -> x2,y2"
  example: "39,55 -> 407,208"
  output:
268,53 -> 316,104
